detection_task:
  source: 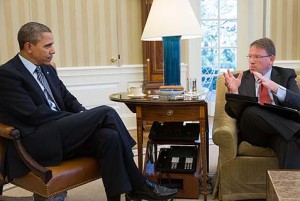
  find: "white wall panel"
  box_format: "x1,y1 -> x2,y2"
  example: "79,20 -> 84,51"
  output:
274,60 -> 300,69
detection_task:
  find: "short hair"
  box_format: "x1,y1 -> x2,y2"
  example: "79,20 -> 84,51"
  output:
17,22 -> 52,50
250,37 -> 276,56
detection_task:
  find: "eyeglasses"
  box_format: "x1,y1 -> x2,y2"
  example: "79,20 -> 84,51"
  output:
246,55 -> 272,61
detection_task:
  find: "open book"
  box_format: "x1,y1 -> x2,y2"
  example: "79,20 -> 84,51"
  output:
225,93 -> 300,123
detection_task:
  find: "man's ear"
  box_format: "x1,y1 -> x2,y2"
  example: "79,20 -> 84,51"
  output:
270,55 -> 276,65
23,42 -> 33,53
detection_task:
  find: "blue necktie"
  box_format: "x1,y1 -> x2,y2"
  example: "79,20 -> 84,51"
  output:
35,66 -> 59,111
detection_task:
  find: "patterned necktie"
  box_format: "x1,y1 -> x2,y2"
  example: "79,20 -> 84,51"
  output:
35,66 -> 59,111
259,84 -> 271,105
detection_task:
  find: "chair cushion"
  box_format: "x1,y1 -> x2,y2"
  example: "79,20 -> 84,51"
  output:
11,157 -> 101,197
238,141 -> 276,157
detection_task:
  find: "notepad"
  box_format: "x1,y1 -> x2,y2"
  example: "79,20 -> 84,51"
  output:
225,93 -> 300,123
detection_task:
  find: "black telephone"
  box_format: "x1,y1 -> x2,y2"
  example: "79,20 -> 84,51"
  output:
155,146 -> 197,173
149,121 -> 200,142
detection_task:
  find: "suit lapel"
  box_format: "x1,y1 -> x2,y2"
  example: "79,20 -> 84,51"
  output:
13,56 -> 46,97
244,71 -> 256,96
13,55 -> 55,106
13,55 -> 36,84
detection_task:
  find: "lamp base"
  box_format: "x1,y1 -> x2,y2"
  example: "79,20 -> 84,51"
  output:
162,36 -> 181,86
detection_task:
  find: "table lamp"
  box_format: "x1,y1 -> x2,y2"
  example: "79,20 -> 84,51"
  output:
141,0 -> 202,94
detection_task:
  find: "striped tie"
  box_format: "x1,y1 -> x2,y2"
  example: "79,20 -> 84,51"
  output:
35,66 -> 59,111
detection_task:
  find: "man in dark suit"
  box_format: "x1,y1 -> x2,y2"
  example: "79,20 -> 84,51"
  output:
223,37 -> 300,169
0,22 -> 177,201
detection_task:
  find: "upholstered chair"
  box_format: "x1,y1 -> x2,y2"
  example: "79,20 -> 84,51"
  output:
212,69 -> 300,200
0,123 -> 101,201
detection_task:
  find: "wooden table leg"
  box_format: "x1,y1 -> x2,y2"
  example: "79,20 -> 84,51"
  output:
136,106 -> 143,171
200,120 -> 208,201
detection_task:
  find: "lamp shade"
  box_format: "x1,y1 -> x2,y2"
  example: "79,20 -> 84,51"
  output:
141,0 -> 202,41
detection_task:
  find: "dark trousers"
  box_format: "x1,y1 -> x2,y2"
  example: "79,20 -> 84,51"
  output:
240,106 -> 300,169
55,106 -> 145,196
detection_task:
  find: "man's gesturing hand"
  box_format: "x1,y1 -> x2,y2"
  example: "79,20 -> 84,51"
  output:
223,69 -> 243,94
252,71 -> 279,94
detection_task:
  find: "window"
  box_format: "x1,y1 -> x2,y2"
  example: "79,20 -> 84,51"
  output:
200,0 -> 237,91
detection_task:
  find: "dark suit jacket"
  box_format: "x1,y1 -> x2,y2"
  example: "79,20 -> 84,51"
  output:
0,55 -> 86,180
225,66 -> 300,140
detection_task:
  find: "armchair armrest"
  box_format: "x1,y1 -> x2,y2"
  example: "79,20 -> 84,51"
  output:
212,74 -> 239,164
0,123 -> 52,183
212,114 -> 238,164
0,123 -> 15,139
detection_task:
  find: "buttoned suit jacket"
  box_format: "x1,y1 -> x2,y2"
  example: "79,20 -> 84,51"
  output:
225,66 -> 300,141
0,54 -> 86,179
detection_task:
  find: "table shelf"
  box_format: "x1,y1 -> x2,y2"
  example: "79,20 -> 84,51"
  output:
143,140 -> 201,199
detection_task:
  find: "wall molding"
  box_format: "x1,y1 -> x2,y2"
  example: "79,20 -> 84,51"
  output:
274,60 -> 300,69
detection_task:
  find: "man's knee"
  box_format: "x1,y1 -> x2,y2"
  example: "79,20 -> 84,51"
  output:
91,105 -> 117,116
242,106 -> 260,118
91,105 -> 113,112
94,128 -> 120,143
83,105 -> 117,121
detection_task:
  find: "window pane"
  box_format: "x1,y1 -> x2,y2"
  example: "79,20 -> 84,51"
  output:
201,21 -> 218,48
200,0 -> 237,92
201,48 -> 218,68
202,75 -> 217,90
201,0 -> 218,19
202,67 -> 218,90
220,20 -> 237,47
220,0 -> 237,19
220,48 -> 236,70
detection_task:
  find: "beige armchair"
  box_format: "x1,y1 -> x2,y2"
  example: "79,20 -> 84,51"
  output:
211,69 -> 300,200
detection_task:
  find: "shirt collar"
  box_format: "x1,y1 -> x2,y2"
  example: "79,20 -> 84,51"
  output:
18,54 -> 37,75
264,68 -> 272,79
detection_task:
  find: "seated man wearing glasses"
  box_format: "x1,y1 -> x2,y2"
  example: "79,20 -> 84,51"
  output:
223,37 -> 300,169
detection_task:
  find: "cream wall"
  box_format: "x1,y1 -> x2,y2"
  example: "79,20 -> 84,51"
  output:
267,0 -> 300,60
237,0 -> 300,70
1,0 -> 299,68
237,0 -> 265,70
0,0 -> 142,67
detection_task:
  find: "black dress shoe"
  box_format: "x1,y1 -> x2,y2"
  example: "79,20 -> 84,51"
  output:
127,179 -> 178,200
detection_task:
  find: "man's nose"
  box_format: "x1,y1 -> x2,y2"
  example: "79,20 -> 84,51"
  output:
249,59 -> 255,64
50,47 -> 55,54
